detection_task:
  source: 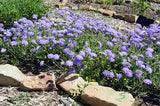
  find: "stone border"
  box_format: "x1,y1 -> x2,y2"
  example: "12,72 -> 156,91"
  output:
56,0 -> 160,24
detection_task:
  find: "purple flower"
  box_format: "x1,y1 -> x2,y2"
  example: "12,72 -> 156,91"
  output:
136,60 -> 145,69
52,30 -> 58,35
119,52 -> 127,57
52,54 -> 60,60
86,47 -> 92,54
47,54 -> 54,59
63,48 -> 70,54
33,14 -> 38,19
10,41 -> 18,46
102,70 -> 110,77
75,55 -> 83,60
85,41 -> 89,47
69,67 -> 75,73
28,32 -> 34,36
90,52 -> 97,57
98,41 -> 102,48
66,60 -> 73,67
117,73 -> 122,80
145,66 -> 152,73
121,46 -> 128,52
121,59 -> 131,68
31,39 -> 37,44
109,72 -> 115,78
143,79 -> 152,85
79,51 -> 85,57
60,61 -> 65,65
134,70 -> 143,79
73,58 -> 81,65
39,39 -> 49,45
122,67 -> 133,77
1,48 -> 6,53
22,40 -> 28,46
40,61 -> 44,66
106,41 -> 113,47
145,47 -> 154,58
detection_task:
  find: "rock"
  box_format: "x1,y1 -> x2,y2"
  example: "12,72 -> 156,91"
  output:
136,15 -> 155,27
50,18 -> 66,23
59,0 -> 68,5
154,20 -> 160,24
81,84 -> 135,106
125,0 -> 132,4
0,64 -> 26,86
59,97 -> 72,106
113,14 -> 124,20
124,14 -> 138,23
56,73 -> 87,96
98,8 -> 116,17
156,9 -> 160,16
19,72 -> 56,91
78,5 -> 93,11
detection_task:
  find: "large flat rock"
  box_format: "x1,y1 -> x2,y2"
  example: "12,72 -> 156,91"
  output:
56,73 -> 87,95
81,83 -> 135,106
20,72 -> 56,91
0,64 -> 26,86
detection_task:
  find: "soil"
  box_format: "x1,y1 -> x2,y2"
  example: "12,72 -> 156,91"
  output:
67,0 -> 160,20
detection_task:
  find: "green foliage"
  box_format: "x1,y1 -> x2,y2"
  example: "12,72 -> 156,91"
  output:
114,0 -> 124,5
0,0 -> 48,25
9,92 -> 30,105
131,0 -> 151,15
99,0 -> 112,4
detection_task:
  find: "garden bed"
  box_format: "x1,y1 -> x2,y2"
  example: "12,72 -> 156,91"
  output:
0,0 -> 160,105
67,0 -> 160,20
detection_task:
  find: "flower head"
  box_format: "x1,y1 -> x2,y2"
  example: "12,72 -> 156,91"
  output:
143,79 -> 152,85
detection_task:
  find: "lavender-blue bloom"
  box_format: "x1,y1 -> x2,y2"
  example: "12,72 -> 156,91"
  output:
145,47 -> 154,58
143,79 -> 152,85
40,61 -> 44,66
102,70 -> 110,77
106,41 -> 113,47
119,52 -> 127,57
98,41 -> 102,48
79,51 -> 85,57
145,66 -> 152,73
39,39 -> 49,45
122,67 -> 133,77
22,40 -> 28,46
10,41 -> 18,46
1,48 -> 6,53
28,32 -> 34,36
117,73 -> 122,80
52,54 -> 60,60
33,14 -> 38,19
66,60 -> 73,67
134,70 -> 143,79
69,67 -> 75,73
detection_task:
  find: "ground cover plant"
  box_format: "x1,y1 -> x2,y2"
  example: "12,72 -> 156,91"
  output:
0,0 -> 48,26
0,8 -> 160,99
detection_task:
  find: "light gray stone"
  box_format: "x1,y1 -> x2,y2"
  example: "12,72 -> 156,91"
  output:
81,84 -> 135,106
0,64 -> 26,86
124,14 -> 138,23
56,73 -> 87,96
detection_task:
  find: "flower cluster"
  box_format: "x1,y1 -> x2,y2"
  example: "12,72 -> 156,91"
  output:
0,8 -> 159,89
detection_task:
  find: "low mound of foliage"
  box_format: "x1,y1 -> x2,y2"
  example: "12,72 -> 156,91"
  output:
0,0 -> 48,26
0,8 -> 160,99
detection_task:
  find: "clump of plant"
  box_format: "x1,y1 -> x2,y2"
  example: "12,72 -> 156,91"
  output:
0,0 -> 48,26
131,0 -> 151,15
99,0 -> 112,4
114,0 -> 124,5
0,8 -> 160,99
